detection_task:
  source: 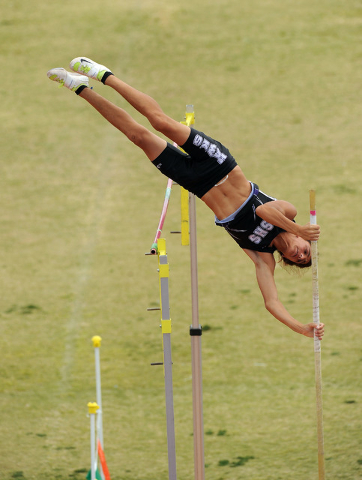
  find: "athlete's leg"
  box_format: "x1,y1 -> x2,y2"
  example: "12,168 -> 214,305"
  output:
79,87 -> 167,161
48,67 -> 167,160
69,57 -> 190,146
104,75 -> 190,147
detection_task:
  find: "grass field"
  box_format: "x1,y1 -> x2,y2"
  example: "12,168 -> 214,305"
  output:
1,0 -> 362,479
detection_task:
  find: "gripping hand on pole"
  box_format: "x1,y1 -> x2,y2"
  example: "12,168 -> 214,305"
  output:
304,321 -> 325,340
298,223 -> 321,242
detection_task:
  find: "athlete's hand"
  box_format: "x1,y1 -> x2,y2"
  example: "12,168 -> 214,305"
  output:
304,323 -> 325,339
298,223 -> 320,241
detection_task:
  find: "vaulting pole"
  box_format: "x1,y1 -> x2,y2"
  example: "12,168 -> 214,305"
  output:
309,190 -> 326,480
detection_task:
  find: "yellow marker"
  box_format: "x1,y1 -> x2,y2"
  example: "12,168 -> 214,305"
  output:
180,105 -> 194,246
181,105 -> 195,127
87,402 -> 99,415
162,319 -> 172,334
181,187 -> 189,246
185,111 -> 195,127
159,263 -> 169,279
157,238 -> 167,256
92,335 -> 102,348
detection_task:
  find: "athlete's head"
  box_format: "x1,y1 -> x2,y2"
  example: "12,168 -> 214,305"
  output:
275,235 -> 312,269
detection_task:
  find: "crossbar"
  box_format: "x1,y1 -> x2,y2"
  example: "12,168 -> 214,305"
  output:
150,178 -> 173,254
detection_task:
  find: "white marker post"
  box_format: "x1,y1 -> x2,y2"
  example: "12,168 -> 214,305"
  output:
92,336 -> 103,447
88,402 -> 100,480
92,336 -> 104,480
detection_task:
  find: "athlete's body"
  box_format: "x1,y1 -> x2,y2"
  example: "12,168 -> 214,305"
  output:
47,57 -> 324,340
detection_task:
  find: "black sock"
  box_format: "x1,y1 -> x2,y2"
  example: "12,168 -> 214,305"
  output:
75,85 -> 88,95
101,71 -> 114,85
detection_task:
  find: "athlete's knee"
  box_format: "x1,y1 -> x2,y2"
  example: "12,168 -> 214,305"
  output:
126,125 -> 150,148
148,111 -> 171,134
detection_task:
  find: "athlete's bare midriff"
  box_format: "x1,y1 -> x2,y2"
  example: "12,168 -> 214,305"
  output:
201,166 -> 252,220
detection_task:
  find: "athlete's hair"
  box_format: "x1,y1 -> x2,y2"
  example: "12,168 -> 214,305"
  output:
274,249 -> 311,275
278,254 -> 311,269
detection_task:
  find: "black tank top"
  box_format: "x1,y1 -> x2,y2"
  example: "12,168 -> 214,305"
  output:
215,184 -> 284,253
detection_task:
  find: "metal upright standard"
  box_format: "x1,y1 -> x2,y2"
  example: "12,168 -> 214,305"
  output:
309,190 -> 326,480
148,236 -> 177,480
158,238 -> 177,480
183,105 -> 205,480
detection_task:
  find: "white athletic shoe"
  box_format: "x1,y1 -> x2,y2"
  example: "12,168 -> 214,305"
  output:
69,57 -> 112,82
47,68 -> 89,92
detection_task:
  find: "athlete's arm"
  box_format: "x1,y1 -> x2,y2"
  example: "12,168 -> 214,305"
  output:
255,200 -> 320,241
243,249 -> 324,339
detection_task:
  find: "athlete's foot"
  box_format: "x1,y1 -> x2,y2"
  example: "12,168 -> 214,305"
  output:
69,57 -> 113,84
47,68 -> 89,93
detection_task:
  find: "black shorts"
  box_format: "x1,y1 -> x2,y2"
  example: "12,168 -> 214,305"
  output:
151,128 -> 238,198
